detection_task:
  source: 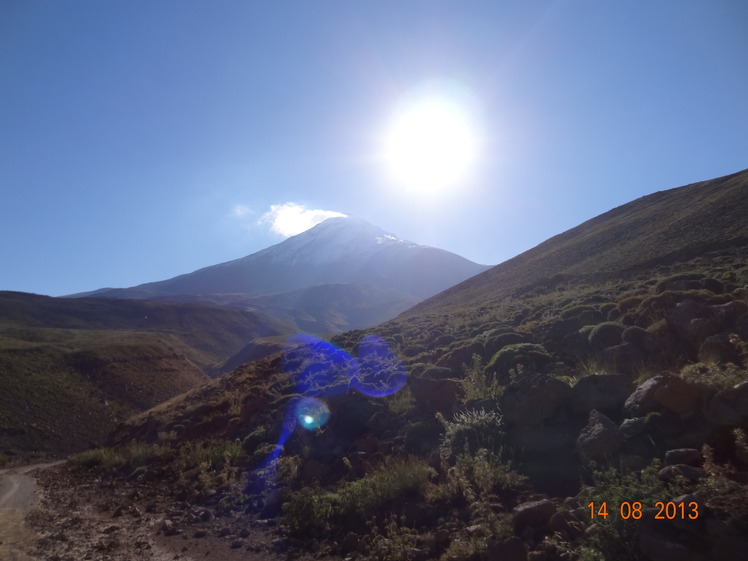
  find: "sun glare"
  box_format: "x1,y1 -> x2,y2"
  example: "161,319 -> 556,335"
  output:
384,95 -> 478,194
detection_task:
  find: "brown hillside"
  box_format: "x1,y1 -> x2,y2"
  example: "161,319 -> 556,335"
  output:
407,168 -> 748,317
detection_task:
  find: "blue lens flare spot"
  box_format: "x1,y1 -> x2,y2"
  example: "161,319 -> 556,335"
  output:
352,334 -> 407,397
283,334 -> 359,397
294,397 -> 330,430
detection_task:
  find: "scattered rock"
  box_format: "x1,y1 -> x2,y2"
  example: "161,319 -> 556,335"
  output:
622,374 -> 700,417
665,448 -> 702,466
576,410 -> 623,463
487,536 -> 528,561
658,464 -> 706,483
500,375 -> 571,426
706,381 -> 748,426
570,374 -> 634,414
409,377 -> 463,414
513,499 -> 555,532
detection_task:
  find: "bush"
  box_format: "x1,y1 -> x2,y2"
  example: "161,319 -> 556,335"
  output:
440,409 -> 505,459
485,343 -> 553,381
337,457 -> 434,523
579,460 -> 687,561
588,322 -> 625,352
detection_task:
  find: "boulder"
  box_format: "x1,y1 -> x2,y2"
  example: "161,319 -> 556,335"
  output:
622,375 -> 700,417
408,377 -> 463,414
665,300 -> 730,347
705,381 -> 748,426
664,448 -> 702,466
499,375 -> 571,426
487,536 -> 527,561
697,334 -> 740,364
512,499 -> 556,532
576,410 -> 623,463
507,423 -> 575,453
570,374 -> 634,414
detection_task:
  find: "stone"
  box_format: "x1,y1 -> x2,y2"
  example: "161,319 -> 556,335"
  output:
576,410 -> 623,463
570,374 -> 634,414
339,532 -> 360,555
620,417 -> 647,438
622,375 -> 700,417
698,334 -> 740,364
487,536 -> 528,561
513,499 -> 556,532
638,509 -> 708,561
507,423 -> 575,453
664,448 -> 702,466
706,381 -> 748,426
499,375 -> 571,426
408,377 -> 463,414
549,511 -> 585,539
665,299 -> 726,346
658,464 -> 706,483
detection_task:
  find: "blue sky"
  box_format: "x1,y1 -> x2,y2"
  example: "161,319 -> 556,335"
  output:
2,1 -> 747,296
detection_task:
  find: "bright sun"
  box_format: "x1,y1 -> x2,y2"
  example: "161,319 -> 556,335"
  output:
383,96 -> 478,193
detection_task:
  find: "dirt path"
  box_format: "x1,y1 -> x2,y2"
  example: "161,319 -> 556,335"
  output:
0,462 -> 61,561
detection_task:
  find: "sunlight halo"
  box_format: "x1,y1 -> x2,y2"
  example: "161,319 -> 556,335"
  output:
383,95 -> 479,194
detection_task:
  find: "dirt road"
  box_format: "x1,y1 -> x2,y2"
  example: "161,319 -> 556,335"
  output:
0,462 -> 60,561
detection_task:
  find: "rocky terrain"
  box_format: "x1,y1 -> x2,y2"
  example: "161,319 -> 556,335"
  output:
5,169 -> 748,560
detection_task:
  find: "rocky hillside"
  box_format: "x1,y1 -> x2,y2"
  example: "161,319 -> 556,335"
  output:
61,170 -> 748,561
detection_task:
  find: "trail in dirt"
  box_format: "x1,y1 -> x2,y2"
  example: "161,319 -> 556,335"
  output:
0,462 -> 61,561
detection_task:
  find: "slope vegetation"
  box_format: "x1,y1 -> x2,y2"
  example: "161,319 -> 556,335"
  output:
62,170 -> 748,560
0,292 -> 290,455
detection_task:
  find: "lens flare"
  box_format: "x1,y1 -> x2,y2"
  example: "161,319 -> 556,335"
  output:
294,397 -> 330,430
351,334 -> 407,397
284,334 -> 359,397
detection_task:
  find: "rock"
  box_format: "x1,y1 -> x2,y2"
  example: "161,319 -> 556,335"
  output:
339,532 -> 360,554
698,334 -> 740,364
507,423 -> 575,453
549,511 -> 585,539
500,375 -> 571,426
706,381 -> 748,425
638,509 -> 709,561
513,499 -> 556,532
230,539 -> 243,549
658,464 -> 706,483
665,448 -> 702,466
603,343 -> 648,373
487,536 -> 528,561
588,322 -> 625,352
665,299 -> 726,347
409,377 -> 463,414
576,410 -> 623,463
570,374 -> 634,414
622,374 -> 700,417
160,520 -> 179,536
193,529 -> 208,538
620,417 -> 647,438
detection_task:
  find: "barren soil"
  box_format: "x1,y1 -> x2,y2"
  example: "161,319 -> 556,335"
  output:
22,462 -> 315,561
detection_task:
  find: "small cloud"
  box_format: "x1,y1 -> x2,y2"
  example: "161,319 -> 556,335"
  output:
259,203 -> 346,237
230,204 -> 253,218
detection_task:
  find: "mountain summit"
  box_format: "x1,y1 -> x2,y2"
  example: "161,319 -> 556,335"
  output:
76,216 -> 490,331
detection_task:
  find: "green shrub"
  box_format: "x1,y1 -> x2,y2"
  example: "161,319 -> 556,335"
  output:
337,457 -> 434,523
440,409 -> 505,458
70,447 -> 123,469
579,460 -> 687,561
587,322 -> 625,351
485,343 -> 553,381
283,486 -> 338,536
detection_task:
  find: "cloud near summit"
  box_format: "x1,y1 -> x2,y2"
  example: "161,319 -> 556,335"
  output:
259,203 -> 346,237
